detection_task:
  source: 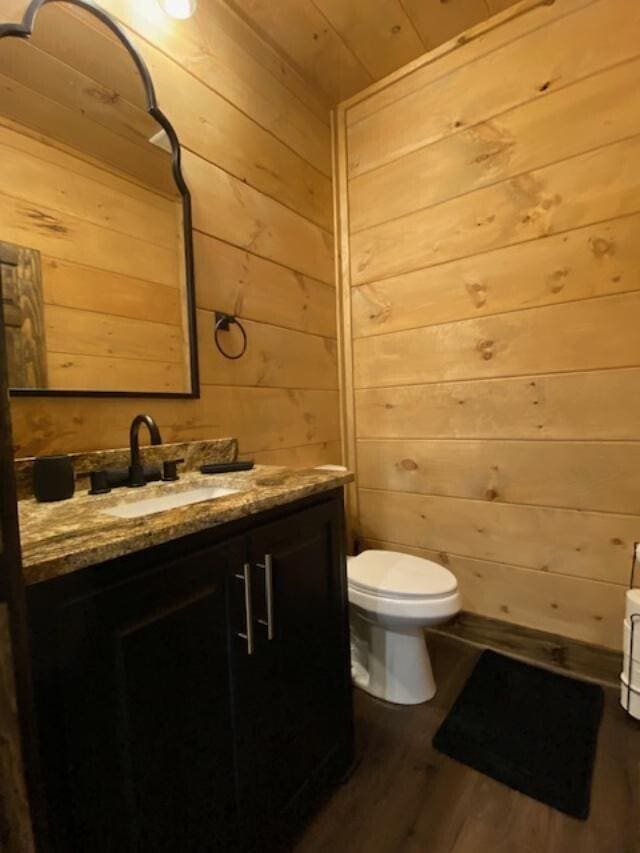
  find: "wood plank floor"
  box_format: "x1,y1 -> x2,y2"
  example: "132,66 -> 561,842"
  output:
295,635 -> 640,853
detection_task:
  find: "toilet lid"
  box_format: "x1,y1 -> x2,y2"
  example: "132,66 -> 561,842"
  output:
348,550 -> 457,599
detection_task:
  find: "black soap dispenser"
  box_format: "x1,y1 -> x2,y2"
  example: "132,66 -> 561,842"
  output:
32,454 -> 75,503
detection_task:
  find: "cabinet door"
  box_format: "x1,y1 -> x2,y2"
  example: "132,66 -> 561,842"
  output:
231,497 -> 353,842
29,541 -> 242,853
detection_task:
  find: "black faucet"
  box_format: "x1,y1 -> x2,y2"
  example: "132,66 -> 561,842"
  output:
128,414 -> 163,488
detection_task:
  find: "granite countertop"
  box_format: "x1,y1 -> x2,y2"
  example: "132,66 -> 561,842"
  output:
19,465 -> 353,585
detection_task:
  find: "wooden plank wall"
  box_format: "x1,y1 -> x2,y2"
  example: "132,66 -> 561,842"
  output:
2,0 -> 341,467
336,0 -> 640,651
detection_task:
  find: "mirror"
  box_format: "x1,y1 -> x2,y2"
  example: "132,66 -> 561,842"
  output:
0,0 -> 199,397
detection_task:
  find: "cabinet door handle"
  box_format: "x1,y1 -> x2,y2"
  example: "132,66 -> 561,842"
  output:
257,554 -> 275,641
265,554 -> 275,641
235,563 -> 254,655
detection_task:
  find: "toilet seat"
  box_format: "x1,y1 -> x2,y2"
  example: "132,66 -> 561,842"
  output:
347,550 -> 458,600
348,584 -> 461,623
347,550 -> 461,624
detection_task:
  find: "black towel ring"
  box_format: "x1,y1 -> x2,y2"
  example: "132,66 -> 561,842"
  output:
214,312 -> 247,360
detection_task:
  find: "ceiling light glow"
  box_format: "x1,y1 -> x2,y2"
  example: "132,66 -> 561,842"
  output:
159,0 -> 197,19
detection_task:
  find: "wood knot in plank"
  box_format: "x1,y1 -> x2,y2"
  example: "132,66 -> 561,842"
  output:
24,208 -> 67,234
465,280 -> 487,308
589,236 -> 614,258
549,268 -> 569,293
477,339 -> 494,360
86,86 -> 119,105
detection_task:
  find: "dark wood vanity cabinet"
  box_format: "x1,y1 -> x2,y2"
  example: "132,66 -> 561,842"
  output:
30,540 -> 243,852
27,491 -> 353,852
234,500 -> 353,847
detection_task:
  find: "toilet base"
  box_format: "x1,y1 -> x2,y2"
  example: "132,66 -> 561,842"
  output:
351,617 -> 436,705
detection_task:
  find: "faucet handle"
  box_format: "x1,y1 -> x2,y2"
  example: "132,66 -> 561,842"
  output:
88,470 -> 111,495
162,458 -> 184,482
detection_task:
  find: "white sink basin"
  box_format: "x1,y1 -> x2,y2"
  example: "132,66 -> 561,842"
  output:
103,486 -> 241,519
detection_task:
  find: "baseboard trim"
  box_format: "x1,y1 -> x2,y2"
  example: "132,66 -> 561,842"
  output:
428,612 -> 622,687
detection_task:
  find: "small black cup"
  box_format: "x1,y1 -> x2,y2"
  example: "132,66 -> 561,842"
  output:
33,455 -> 75,503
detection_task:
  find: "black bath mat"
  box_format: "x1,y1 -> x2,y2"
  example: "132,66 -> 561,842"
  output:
433,650 -> 604,819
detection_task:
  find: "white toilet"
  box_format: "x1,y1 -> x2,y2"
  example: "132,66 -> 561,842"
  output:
347,550 -> 461,705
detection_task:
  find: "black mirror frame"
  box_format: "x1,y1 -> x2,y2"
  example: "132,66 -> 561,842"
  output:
0,0 -> 200,399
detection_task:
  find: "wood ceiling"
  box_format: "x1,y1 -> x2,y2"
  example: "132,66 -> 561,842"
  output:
226,0 -> 521,104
